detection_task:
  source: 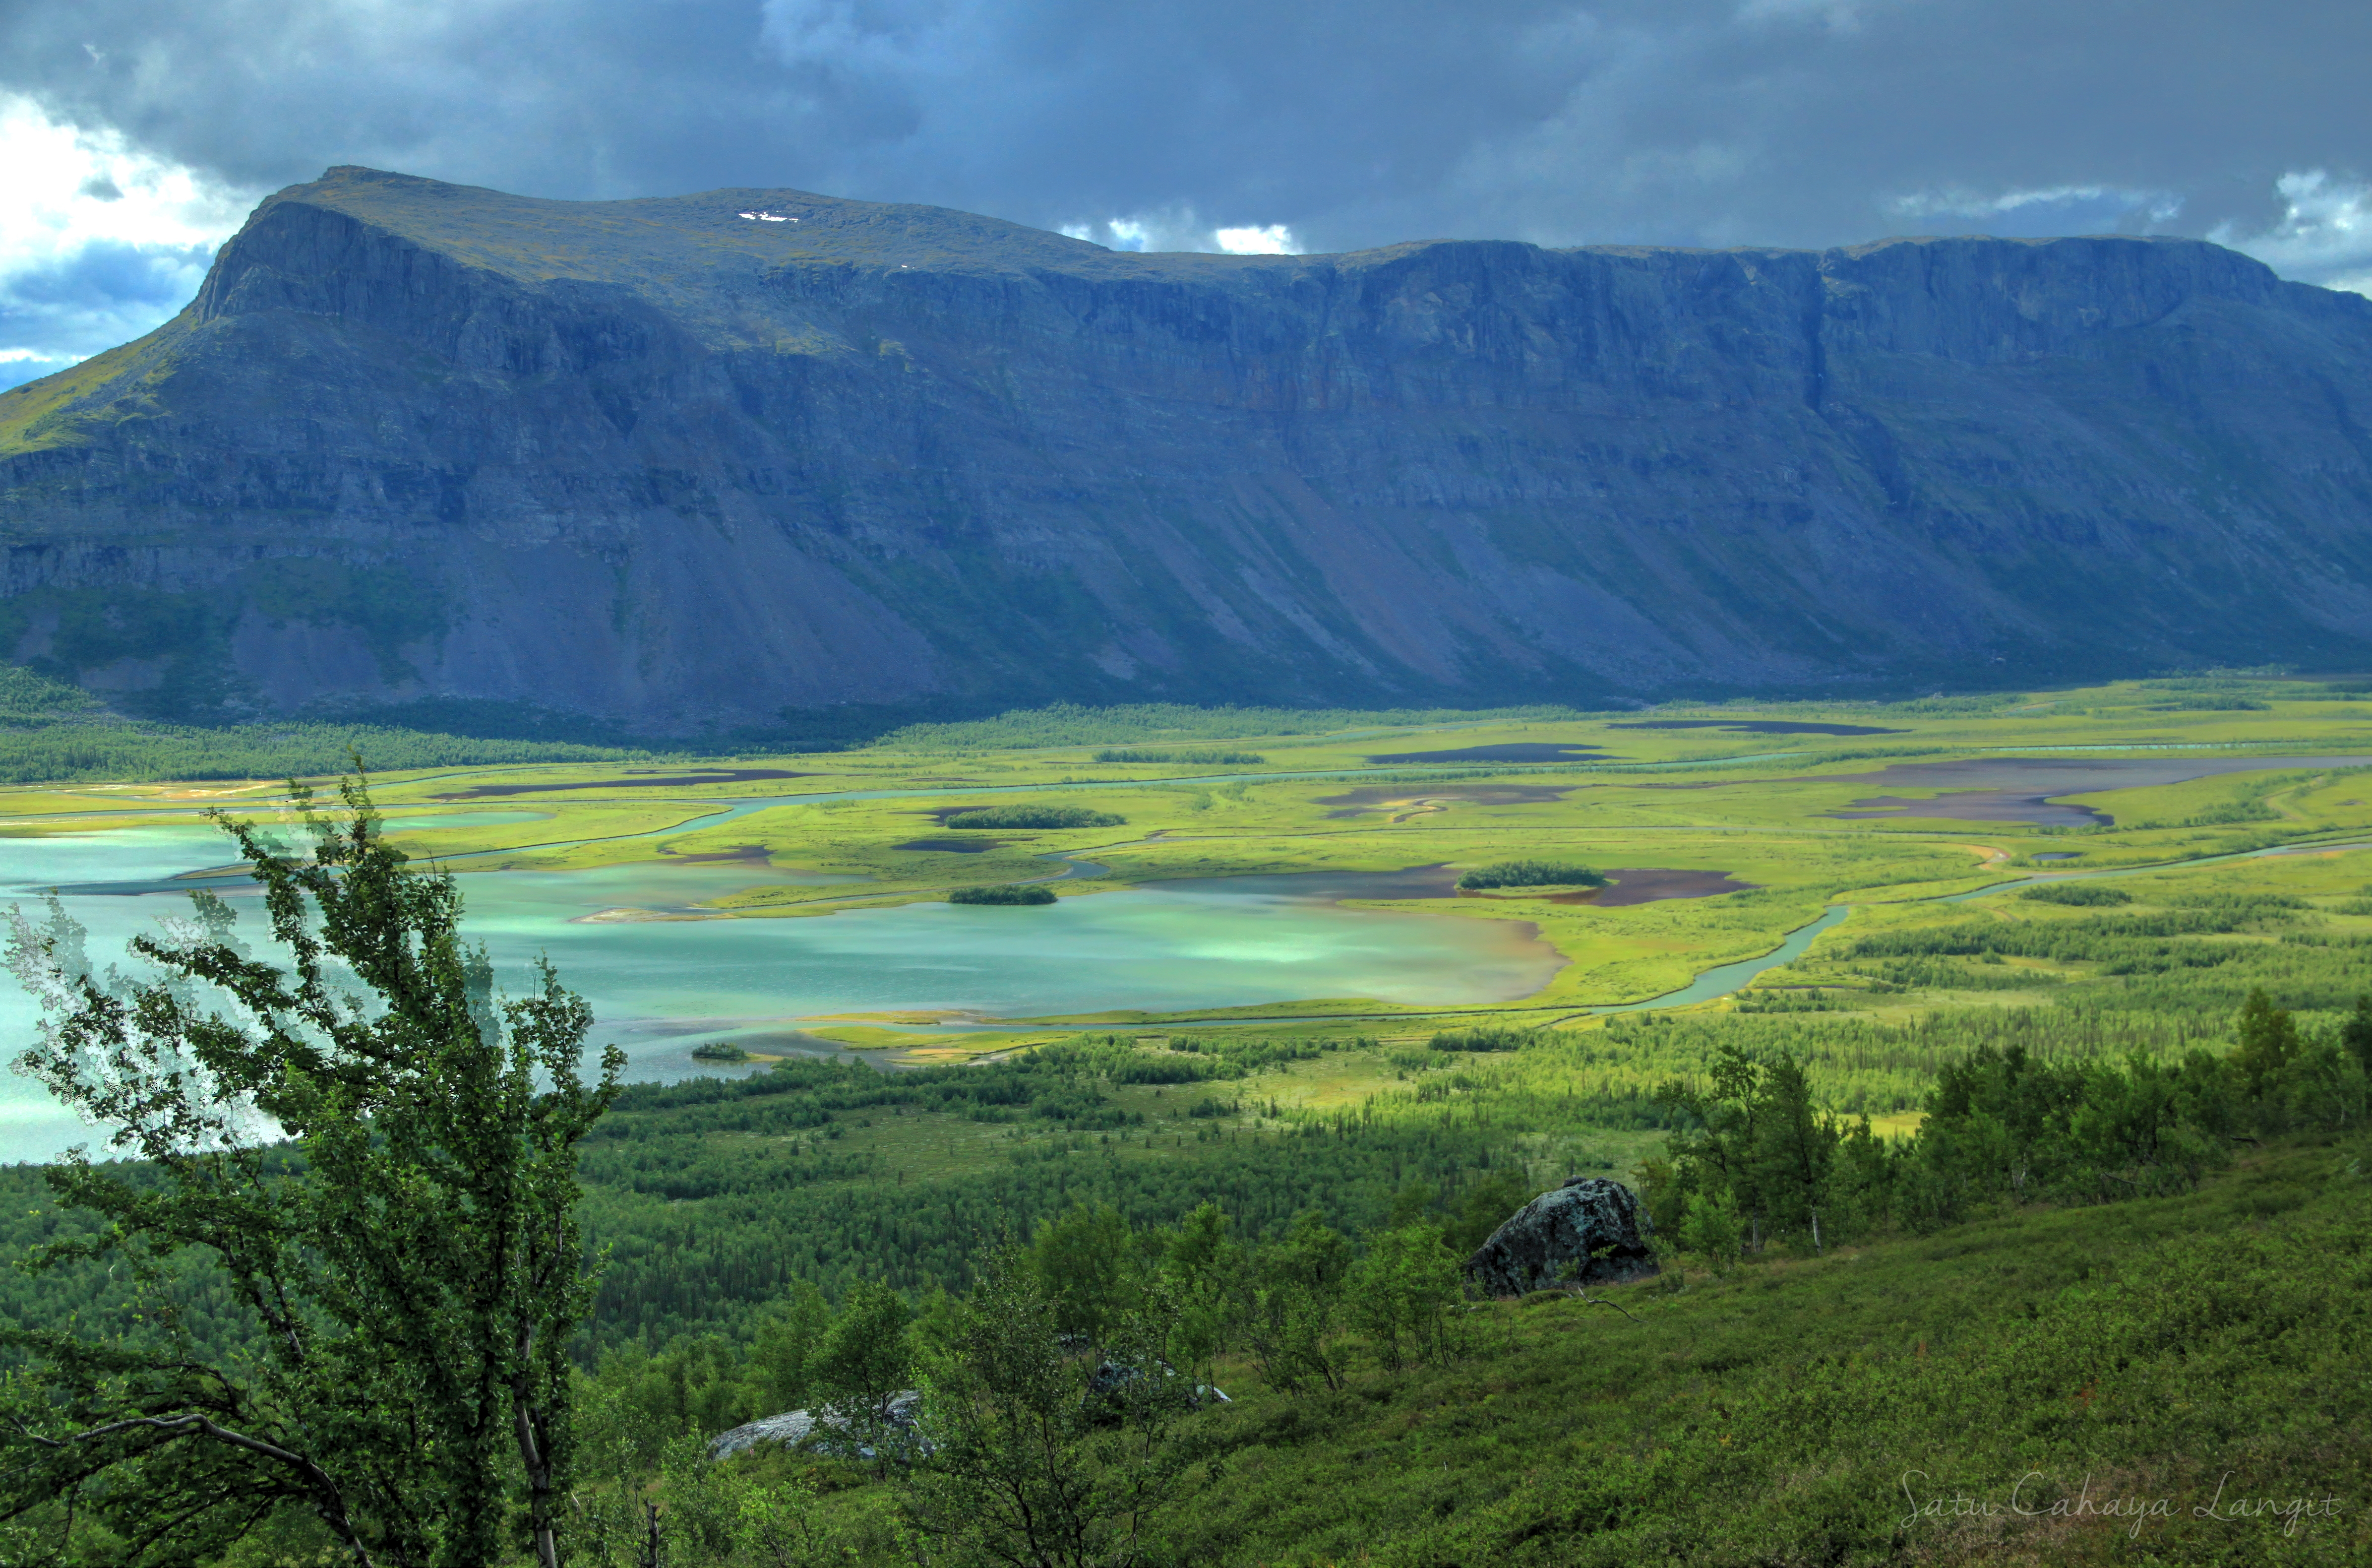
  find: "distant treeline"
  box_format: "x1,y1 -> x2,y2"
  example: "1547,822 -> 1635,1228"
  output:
866,702 -> 1589,753
1092,747 -> 1267,765
0,718 -> 657,784
0,661 -> 692,781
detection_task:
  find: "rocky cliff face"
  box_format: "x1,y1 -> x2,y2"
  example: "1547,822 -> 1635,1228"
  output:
6,166 -> 2372,728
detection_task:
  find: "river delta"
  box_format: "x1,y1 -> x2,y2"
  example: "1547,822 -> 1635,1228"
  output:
6,683 -> 2372,1160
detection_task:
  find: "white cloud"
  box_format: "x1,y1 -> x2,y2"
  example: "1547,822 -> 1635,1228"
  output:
0,92 -> 255,385
2215,169 -> 2372,291
1055,210 -> 1302,255
1886,183 -> 2183,227
0,93 -> 250,272
1214,224 -> 1298,255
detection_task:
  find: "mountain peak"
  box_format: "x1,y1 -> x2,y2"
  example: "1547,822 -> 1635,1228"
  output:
4,173 -> 2369,729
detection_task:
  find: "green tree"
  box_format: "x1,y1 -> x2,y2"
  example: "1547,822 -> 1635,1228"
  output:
734,1473 -> 860,1568
2341,994 -> 2372,1080
1744,1055 -> 1838,1237
1384,1177 -> 1437,1230
581,1337 -> 760,1472
1242,1211 -> 1352,1394
749,1280 -> 833,1417
1444,1167 -> 1535,1256
0,775 -> 622,1568
1345,1225 -> 1465,1371
1678,1188 -> 1745,1274
813,1280 -> 915,1473
1152,1203 -> 1236,1390
2234,987 -> 2300,1097
1030,1204 -> 1135,1344
906,1249 -> 1191,1568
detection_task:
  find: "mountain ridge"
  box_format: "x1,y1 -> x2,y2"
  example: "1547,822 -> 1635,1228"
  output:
5,166 -> 2371,729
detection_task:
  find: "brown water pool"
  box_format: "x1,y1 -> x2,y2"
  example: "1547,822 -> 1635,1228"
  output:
1547,867 -> 1760,906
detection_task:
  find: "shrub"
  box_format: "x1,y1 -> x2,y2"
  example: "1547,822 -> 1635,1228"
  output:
949,884 -> 1058,905
944,803 -> 1126,830
2016,882 -> 2132,906
1456,860 -> 1606,891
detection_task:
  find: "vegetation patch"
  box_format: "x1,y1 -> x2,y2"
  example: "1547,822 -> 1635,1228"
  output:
2016,881 -> 2134,905
1457,859 -> 1606,890
943,803 -> 1125,829
948,884 -> 1057,905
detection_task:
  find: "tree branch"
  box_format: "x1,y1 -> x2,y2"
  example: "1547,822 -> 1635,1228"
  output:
1566,1288 -> 1640,1323
32,1411 -> 319,1474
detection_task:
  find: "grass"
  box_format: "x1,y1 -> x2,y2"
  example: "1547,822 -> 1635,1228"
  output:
1148,1134 -> 2372,1566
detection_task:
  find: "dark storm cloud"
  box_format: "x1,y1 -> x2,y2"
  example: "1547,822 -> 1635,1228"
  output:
1,0 -> 2368,271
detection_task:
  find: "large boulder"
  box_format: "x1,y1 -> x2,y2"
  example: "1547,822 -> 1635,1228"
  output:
1464,1176 -> 1658,1297
708,1390 -> 922,1460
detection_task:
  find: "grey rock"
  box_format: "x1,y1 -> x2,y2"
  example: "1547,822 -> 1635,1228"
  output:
1084,1357 -> 1231,1411
707,1408 -> 817,1459
12,166 -> 2372,726
707,1389 -> 921,1460
1464,1176 -> 1658,1297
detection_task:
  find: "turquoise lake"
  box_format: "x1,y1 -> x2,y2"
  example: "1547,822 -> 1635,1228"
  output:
0,825 -> 1559,1162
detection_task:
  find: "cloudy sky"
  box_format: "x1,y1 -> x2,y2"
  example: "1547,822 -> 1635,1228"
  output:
1,0 -> 2367,389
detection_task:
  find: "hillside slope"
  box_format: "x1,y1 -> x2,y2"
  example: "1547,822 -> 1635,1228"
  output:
6,167 -> 2372,727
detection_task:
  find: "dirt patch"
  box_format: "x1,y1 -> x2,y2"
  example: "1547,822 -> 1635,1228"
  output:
1540,867 -> 1759,907
1362,742 -> 1612,764
436,768 -> 815,799
1609,719 -> 1904,736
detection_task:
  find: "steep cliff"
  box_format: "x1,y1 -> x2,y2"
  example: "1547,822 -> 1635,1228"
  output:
6,166 -> 2371,728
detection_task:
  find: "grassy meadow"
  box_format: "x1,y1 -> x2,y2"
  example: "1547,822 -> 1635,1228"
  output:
3,677 -> 2371,1562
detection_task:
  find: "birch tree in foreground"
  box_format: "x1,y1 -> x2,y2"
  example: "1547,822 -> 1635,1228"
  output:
0,773 -> 622,1568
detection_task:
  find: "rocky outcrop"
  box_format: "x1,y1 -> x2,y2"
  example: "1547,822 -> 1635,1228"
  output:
707,1390 -> 922,1459
707,1409 -> 821,1459
9,165 -> 2372,727
1465,1176 -> 1658,1296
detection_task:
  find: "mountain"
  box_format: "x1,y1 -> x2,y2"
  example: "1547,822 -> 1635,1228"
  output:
7,166 -> 2372,730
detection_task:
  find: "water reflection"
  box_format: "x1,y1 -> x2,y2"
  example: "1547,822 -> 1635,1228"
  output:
0,829 -> 1557,1162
